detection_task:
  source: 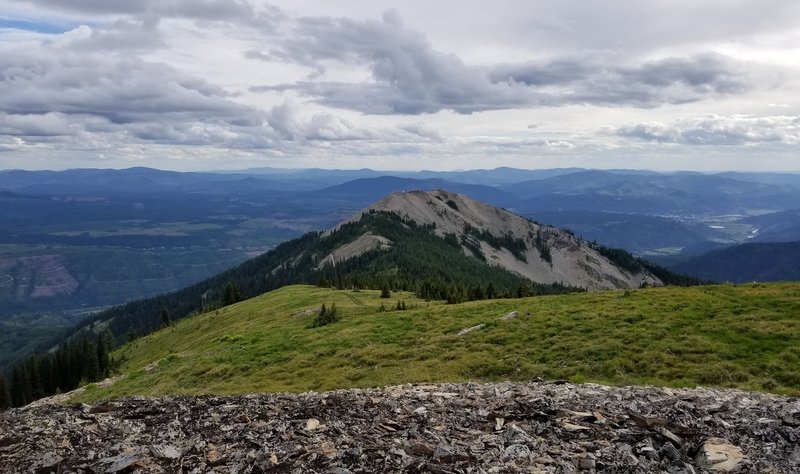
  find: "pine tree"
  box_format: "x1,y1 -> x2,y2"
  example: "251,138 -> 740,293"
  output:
0,375 -> 10,410
161,307 -> 171,328
10,365 -> 31,407
81,339 -> 100,383
311,302 -> 338,327
223,282 -> 242,306
25,358 -> 44,400
97,334 -> 111,378
380,285 -> 391,298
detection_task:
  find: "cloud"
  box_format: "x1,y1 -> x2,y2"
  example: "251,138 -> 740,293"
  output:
9,0 -> 260,21
0,21 -> 441,154
0,25 -> 278,150
264,101 -> 440,143
248,12 -> 759,115
616,115 -> 800,145
492,53 -> 750,107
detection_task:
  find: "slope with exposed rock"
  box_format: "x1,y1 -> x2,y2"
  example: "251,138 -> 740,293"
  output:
343,189 -> 661,290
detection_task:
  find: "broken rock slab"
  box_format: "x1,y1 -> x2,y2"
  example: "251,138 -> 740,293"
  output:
456,323 -> 486,335
697,437 -> 745,472
500,311 -> 519,321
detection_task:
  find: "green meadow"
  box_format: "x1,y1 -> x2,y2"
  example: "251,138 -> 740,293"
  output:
77,282 -> 800,402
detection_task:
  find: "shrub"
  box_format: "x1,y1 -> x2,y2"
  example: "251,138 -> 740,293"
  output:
311,303 -> 338,327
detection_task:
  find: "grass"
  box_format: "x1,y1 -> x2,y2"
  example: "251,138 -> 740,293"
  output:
75,282 -> 800,402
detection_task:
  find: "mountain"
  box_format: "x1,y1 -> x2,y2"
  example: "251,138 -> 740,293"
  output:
350,190 -> 661,290
672,241 -> 800,283
742,210 -> 800,242
58,189 -> 677,349
316,176 -> 517,207
506,170 -> 800,214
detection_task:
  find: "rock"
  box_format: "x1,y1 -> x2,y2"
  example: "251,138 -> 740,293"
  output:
577,453 -> 595,470
495,417 -> 504,431
456,323 -> 486,336
790,444 -> 800,463
104,453 -> 145,473
205,442 -> 223,465
503,444 -> 531,459
696,438 -> 745,472
150,444 -> 181,460
561,421 -> 590,432
660,441 -> 681,463
305,418 -> 322,431
0,381 -> 797,473
33,452 -> 63,473
500,311 -> 518,321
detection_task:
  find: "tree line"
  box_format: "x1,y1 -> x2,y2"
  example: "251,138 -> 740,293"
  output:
1,329 -> 114,408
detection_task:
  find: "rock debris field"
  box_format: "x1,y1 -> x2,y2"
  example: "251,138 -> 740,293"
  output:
1,380 -> 799,473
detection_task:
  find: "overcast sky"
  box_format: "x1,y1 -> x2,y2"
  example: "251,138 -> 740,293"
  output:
1,1 -> 798,171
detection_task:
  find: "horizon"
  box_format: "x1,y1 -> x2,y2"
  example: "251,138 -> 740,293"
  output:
1,1 -> 798,172
3,165 -> 800,175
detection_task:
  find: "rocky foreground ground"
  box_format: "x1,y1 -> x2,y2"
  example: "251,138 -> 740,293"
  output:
1,380 -> 798,473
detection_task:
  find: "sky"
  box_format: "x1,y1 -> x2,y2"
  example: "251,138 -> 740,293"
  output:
0,0 -> 798,172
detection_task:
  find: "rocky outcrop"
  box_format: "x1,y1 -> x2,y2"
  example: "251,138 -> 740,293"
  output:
1,380 -> 798,473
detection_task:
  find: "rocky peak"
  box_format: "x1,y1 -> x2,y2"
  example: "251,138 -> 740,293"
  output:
344,189 -> 661,290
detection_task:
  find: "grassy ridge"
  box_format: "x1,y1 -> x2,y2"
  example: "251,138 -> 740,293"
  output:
77,283 -> 800,402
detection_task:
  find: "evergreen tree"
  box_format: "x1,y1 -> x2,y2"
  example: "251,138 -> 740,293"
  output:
223,282 -> 242,306
161,307 -> 172,328
380,285 -> 391,298
97,334 -> 111,378
38,356 -> 55,396
0,376 -> 10,410
10,365 -> 31,407
25,358 -> 44,400
81,339 -> 100,383
311,302 -> 338,327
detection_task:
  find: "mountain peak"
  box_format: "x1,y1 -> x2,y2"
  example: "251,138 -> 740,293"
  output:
342,189 -> 661,291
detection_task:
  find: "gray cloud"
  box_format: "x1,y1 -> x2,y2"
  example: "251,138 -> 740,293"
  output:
493,53 -> 749,107
0,22 -> 441,154
265,102 -> 440,143
617,115 -> 800,145
0,27 -> 278,150
249,12 -> 757,114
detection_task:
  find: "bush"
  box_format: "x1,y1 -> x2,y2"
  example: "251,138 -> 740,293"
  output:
311,303 -> 338,327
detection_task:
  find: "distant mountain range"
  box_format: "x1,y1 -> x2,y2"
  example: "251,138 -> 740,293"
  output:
672,241 -> 800,283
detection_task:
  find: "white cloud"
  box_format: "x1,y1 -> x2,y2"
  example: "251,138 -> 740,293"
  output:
617,115 -> 800,145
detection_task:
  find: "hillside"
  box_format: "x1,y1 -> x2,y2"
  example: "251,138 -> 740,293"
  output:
349,190 -> 661,290
673,241 -> 800,283
73,282 -> 800,402
55,190 -> 676,351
